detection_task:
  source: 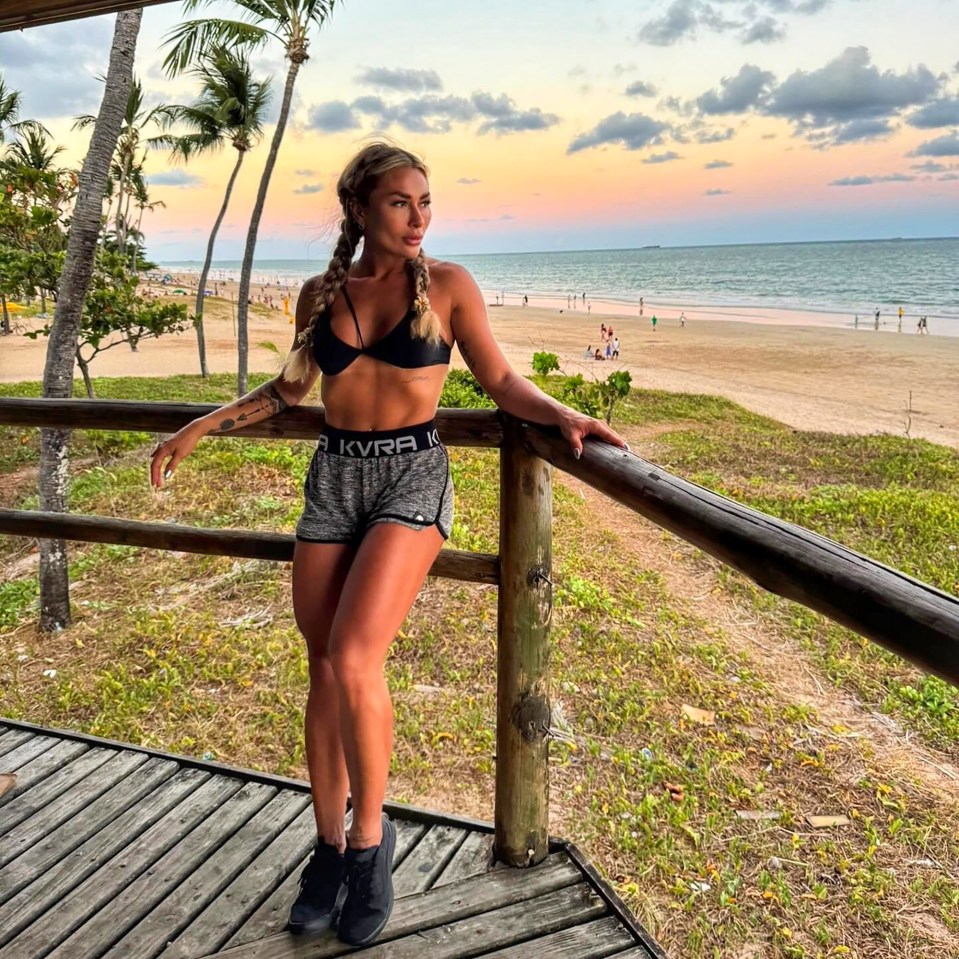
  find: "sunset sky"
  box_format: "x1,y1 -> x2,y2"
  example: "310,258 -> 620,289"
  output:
2,0 -> 958,258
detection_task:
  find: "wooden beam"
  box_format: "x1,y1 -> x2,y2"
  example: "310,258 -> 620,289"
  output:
0,510 -> 500,585
519,423 -> 959,686
495,417 -> 552,866
0,1 -> 174,33
0,398 -> 504,448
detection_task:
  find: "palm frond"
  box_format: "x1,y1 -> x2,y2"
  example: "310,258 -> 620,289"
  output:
162,18 -> 271,77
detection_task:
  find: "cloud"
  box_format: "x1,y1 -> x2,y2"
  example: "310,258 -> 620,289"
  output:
741,16 -> 786,44
625,81 -> 658,97
697,64 -> 775,114
0,19 -> 113,117
457,177 -> 482,185
293,184 -> 324,194
695,126 -> 736,143
306,100 -> 360,132
355,67 -> 443,93
911,132 -> 959,156
639,0 -> 740,46
828,173 -> 916,186
346,91 -> 558,136
907,97 -> 959,129
498,214 -> 514,220
705,159 -> 733,168
762,46 -> 940,145
471,92 -> 559,134
567,112 -> 671,154
704,188 -> 732,195
295,168 -> 317,176
938,173 -> 959,181
910,160 -> 953,173
148,171 -> 204,188
642,151 -> 683,163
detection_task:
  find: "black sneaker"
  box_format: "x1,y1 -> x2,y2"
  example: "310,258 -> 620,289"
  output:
337,814 -> 396,947
288,838 -> 345,936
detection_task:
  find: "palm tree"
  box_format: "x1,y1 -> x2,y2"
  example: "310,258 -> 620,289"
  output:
163,0 -> 337,395
74,77 -> 179,269
170,45 -> 271,377
39,9 -> 142,632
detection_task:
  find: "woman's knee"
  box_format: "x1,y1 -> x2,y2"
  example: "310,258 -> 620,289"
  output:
305,646 -> 336,688
328,639 -> 383,695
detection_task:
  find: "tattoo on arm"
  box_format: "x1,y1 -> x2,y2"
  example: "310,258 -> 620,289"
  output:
212,383 -> 289,434
459,337 -> 477,369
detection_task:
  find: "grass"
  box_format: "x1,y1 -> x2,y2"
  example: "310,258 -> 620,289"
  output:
2,371 -> 958,958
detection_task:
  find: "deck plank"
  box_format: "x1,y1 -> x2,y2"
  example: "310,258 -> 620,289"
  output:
108,790 -> 310,959
390,819 -> 427,868
1,773 -> 241,959
0,756 -> 179,899
479,914 -> 636,958
0,739 -> 89,809
0,750 -> 148,868
0,767 -> 210,949
165,803 -> 319,958
391,824 -> 469,897
41,780 -> 277,959
0,734 -> 59,773
432,830 -> 495,887
205,880 -> 605,959
0,746 -> 115,838
0,730 -> 32,758
196,853 -> 584,959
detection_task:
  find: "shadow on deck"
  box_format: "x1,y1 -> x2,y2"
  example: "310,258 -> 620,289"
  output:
0,719 -> 666,959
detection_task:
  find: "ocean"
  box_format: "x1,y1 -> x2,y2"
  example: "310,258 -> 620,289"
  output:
160,236 -> 959,336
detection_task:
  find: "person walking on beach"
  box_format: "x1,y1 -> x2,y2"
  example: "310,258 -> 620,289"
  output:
149,142 -> 626,949
651,314 -> 657,332
874,308 -> 880,330
523,294 -> 528,307
639,296 -> 644,317
917,315 -> 928,334
679,312 -> 686,328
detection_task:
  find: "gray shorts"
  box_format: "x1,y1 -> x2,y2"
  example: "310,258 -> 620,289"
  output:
295,420 -> 454,544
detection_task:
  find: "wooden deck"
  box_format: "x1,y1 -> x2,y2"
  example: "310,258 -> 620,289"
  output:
0,719 -> 666,959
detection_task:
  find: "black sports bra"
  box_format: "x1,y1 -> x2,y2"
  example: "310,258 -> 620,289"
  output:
313,286 -> 452,376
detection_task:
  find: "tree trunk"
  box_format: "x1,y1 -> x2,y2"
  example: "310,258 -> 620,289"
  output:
40,290 -> 47,316
235,59 -> 301,396
195,147 -> 245,378
1,294 -> 9,335
76,350 -> 95,398
38,8 -> 141,632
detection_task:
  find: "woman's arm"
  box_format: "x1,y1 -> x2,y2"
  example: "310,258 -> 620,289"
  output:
150,278 -> 322,487
447,266 -> 627,459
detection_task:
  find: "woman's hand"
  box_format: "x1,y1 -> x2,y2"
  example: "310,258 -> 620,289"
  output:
557,407 -> 630,460
150,422 -> 206,489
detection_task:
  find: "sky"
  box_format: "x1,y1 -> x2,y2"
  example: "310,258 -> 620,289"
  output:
2,0 -> 958,259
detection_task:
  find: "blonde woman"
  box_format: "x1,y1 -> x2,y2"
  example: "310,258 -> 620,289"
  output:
150,142 -> 626,947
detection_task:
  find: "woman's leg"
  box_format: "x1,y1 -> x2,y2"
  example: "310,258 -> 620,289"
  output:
328,522 -> 445,849
292,540 -> 358,850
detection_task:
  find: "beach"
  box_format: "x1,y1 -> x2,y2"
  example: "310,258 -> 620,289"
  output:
3,274 -> 957,448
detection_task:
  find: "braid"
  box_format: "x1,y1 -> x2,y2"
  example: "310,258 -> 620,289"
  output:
409,249 -> 442,343
281,218 -> 360,383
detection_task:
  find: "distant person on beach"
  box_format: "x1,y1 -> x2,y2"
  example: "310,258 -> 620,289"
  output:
874,308 -> 880,330
585,344 -> 593,356
606,340 -> 612,359
651,314 -> 657,331
523,294 -> 528,307
918,315 -> 928,334
854,314 -> 859,329
601,323 -> 607,339
612,336 -> 620,358
149,142 -> 626,948
568,294 -> 572,308
899,306 -> 904,322
639,296 -> 644,316
595,348 -> 604,360
679,312 -> 686,328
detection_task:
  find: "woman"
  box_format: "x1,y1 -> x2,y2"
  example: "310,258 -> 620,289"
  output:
150,142 -> 626,947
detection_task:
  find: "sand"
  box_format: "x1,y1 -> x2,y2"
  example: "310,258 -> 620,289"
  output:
2,275 -> 957,449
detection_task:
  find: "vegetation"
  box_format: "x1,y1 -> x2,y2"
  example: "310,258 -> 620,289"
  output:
2,371 -> 958,958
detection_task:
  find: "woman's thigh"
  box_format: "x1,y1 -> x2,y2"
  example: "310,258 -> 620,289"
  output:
329,523 -> 445,671
291,540 -> 358,658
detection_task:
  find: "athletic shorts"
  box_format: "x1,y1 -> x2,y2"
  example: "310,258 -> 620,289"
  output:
295,420 -> 454,544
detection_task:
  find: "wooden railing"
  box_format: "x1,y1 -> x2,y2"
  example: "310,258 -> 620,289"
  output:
2,397 -> 959,867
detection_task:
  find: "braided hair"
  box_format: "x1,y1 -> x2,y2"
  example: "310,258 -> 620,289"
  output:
282,143 -> 442,383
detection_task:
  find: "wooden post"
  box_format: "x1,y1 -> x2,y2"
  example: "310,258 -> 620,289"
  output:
495,416 -> 552,866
